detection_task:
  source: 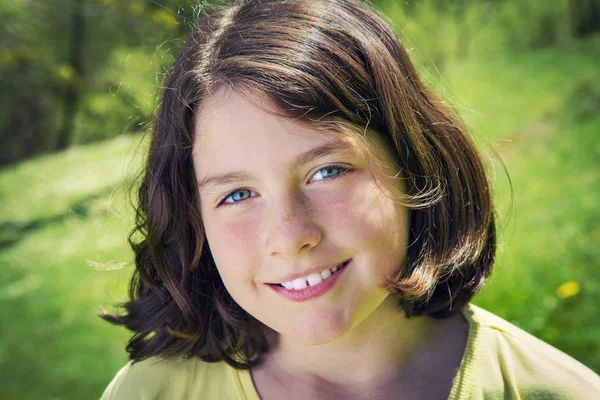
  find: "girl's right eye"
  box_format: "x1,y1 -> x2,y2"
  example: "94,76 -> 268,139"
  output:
218,189 -> 253,206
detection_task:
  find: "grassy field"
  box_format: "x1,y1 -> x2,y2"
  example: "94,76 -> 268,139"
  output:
1,42 -> 599,398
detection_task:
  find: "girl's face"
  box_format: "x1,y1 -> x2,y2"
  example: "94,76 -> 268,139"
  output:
194,89 -> 409,345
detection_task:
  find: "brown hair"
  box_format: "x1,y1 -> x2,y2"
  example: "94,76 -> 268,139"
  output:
102,0 -> 496,369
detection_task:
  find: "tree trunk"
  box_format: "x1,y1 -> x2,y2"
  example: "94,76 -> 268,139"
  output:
569,0 -> 600,37
57,0 -> 86,151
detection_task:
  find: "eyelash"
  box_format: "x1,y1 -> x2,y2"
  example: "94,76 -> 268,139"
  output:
217,165 -> 353,207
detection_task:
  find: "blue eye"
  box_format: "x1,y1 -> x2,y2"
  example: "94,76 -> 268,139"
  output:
310,165 -> 349,182
220,189 -> 252,206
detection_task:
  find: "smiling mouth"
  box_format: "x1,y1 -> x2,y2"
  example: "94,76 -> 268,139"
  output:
271,260 -> 351,291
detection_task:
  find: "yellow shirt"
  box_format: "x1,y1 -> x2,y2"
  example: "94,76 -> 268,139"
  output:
101,305 -> 600,399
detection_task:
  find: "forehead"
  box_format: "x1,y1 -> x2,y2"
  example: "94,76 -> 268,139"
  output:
192,88 -> 358,169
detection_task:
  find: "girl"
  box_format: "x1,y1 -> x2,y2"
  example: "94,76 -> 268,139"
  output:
101,0 -> 600,398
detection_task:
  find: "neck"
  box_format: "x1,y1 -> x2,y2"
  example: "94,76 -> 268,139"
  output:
256,296 -> 462,392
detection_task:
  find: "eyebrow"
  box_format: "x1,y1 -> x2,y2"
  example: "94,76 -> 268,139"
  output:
197,140 -> 354,193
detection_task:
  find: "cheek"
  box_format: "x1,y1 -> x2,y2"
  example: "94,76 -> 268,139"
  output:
322,181 -> 409,275
204,214 -> 261,280
218,216 -> 253,246
322,180 -> 407,240
317,190 -> 359,230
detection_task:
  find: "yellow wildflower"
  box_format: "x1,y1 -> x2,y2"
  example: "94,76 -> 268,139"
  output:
556,281 -> 580,299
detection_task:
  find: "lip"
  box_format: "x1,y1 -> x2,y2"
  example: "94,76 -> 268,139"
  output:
267,259 -> 352,284
267,259 -> 351,302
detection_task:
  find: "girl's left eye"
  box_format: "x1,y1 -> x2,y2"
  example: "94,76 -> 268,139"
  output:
309,165 -> 351,182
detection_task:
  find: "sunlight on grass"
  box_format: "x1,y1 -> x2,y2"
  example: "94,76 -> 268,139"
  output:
0,134 -> 144,222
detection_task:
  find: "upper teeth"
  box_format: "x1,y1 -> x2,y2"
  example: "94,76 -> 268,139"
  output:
281,262 -> 345,290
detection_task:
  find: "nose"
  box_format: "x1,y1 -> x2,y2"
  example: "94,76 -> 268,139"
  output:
265,192 -> 323,257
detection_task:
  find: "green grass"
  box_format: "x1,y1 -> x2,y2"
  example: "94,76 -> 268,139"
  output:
0,135 -> 141,399
441,44 -> 600,371
1,42 -> 599,398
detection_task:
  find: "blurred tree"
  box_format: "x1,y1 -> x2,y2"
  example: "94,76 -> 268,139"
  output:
373,0 -> 578,60
0,0 -> 211,166
569,0 -> 600,37
0,1 -> 61,164
57,0 -> 87,151
1,0 -> 597,166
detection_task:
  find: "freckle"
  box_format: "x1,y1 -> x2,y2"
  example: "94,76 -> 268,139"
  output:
223,213 -> 262,248
226,223 -> 247,241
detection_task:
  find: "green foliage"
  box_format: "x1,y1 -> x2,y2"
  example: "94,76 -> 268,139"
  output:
375,0 -> 575,71
0,1 -> 64,163
441,39 -> 600,372
0,0 -> 203,165
2,0 -> 593,166
72,48 -> 171,144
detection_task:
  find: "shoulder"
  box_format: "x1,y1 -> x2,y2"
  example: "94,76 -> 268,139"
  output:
100,356 -> 235,400
462,304 -> 600,399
